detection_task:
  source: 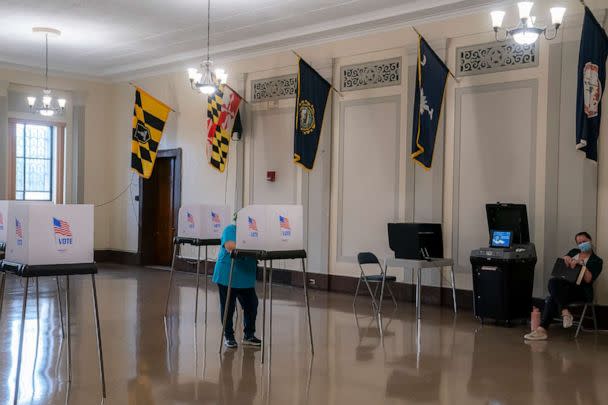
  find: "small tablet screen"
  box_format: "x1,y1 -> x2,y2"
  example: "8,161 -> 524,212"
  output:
491,230 -> 512,248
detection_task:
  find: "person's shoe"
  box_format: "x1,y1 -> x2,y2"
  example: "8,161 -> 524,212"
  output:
563,313 -> 574,329
242,336 -> 262,347
224,337 -> 238,349
524,328 -> 548,341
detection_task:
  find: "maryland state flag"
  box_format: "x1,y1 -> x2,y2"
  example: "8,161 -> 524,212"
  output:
411,36 -> 449,169
576,7 -> 608,162
207,84 -> 242,173
131,87 -> 172,178
294,58 -> 331,170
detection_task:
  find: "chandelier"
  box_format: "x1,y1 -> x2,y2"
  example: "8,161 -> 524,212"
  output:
490,2 -> 566,45
187,0 -> 227,95
27,27 -> 66,116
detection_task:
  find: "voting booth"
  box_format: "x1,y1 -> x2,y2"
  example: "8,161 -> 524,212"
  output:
0,201 -> 7,257
165,204 -> 230,324
0,203 -> 105,402
220,204 -> 313,362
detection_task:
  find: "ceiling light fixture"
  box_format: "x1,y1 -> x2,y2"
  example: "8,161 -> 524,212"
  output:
490,2 -> 566,45
27,27 -> 66,116
187,0 -> 227,95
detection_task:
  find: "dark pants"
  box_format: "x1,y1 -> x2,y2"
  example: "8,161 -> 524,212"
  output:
540,278 -> 587,329
218,284 -> 258,339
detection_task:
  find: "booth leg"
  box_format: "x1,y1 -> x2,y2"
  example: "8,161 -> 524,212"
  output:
261,260 -> 267,363
195,245 -> 201,324
301,258 -> 314,355
66,275 -> 72,382
0,271 -> 6,321
36,277 -> 40,327
91,275 -> 107,398
416,268 -> 422,320
56,277 -> 65,338
219,259 -> 236,353
204,246 -> 209,325
165,243 -> 179,318
13,277 -> 29,405
269,261 -> 273,364
450,267 -> 457,315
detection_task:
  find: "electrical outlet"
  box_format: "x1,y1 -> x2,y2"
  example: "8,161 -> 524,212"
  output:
308,278 -> 316,286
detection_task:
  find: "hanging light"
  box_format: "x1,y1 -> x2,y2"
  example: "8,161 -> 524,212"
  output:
187,0 -> 228,95
26,27 -> 67,116
491,2 -> 566,45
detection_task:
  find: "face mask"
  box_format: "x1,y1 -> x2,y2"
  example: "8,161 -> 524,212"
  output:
578,241 -> 592,253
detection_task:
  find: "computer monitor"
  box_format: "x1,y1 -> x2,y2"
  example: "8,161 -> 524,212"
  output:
388,223 -> 443,260
490,230 -> 512,248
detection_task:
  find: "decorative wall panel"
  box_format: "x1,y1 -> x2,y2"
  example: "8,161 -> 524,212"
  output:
456,41 -> 538,76
340,58 -> 401,91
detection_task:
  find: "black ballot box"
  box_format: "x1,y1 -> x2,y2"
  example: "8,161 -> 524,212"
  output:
470,203 -> 536,325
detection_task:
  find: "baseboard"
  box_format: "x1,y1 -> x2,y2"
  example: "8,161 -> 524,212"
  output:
94,250 -> 140,265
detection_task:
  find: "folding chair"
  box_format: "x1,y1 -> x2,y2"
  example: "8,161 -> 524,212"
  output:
569,300 -> 598,338
354,252 -> 397,311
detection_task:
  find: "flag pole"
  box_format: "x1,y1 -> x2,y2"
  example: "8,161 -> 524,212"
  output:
128,82 -> 178,112
411,27 -> 459,82
291,50 -> 344,98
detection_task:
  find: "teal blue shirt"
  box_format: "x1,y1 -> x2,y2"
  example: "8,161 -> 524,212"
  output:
212,224 -> 257,288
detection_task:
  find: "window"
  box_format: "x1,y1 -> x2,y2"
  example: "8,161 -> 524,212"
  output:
8,119 -> 65,203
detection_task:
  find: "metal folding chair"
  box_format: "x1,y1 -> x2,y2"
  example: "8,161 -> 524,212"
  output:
354,252 -> 397,311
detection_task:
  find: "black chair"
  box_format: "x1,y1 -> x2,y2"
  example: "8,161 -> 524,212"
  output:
354,252 -> 397,311
570,300 -> 598,338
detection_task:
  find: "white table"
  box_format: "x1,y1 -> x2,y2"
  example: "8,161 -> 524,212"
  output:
381,257 -> 456,319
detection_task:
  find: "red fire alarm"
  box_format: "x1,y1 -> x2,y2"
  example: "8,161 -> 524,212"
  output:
266,171 -> 276,182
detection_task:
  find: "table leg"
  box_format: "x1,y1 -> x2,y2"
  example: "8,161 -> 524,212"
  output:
165,243 -> 179,317
195,245 -> 201,324
450,267 -> 457,314
219,259 -> 236,353
378,265 -> 387,314
416,268 -> 422,320
302,258 -> 314,355
91,275 -> 107,398
204,246 -> 209,325
13,277 -> 29,405
66,275 -> 72,382
261,260 -> 267,363
269,260 -> 273,364
0,272 -> 5,321
56,276 -> 65,338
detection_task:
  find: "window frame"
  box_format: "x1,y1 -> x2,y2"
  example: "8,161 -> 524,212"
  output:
8,118 -> 65,204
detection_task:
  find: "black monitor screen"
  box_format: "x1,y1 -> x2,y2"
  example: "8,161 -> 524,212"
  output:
490,230 -> 512,248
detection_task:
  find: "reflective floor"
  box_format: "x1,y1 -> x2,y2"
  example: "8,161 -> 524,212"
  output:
1,263 -> 608,404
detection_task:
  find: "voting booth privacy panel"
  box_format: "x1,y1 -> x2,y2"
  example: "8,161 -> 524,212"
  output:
235,205 -> 304,251
0,201 -> 8,246
177,204 -> 231,240
5,203 -> 94,266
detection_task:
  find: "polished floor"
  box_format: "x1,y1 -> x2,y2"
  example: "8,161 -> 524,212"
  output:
1,264 -> 607,405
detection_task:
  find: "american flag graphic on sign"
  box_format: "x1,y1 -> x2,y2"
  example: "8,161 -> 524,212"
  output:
0,212 -> 4,230
53,218 -> 73,237
211,212 -> 221,224
187,212 -> 195,225
279,216 -> 291,230
16,219 -> 23,239
248,217 -> 258,232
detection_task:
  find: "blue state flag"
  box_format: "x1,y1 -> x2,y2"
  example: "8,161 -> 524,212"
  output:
576,7 -> 608,162
411,36 -> 449,169
294,58 -> 331,170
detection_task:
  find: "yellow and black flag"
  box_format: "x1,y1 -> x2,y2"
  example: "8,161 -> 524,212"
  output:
411,36 -> 449,169
131,87 -> 172,179
294,58 -> 331,170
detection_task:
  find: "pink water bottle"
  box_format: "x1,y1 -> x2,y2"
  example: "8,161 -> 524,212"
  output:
531,307 -> 541,331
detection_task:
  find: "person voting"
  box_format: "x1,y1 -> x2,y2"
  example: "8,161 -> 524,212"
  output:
213,211 -> 261,349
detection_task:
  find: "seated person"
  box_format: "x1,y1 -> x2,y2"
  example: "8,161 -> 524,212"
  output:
525,231 -> 603,341
213,212 -> 261,349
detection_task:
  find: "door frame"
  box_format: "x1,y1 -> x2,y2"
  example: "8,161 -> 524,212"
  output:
138,148 -> 182,265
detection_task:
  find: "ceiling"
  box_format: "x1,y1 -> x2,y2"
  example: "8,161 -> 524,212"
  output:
0,0 -> 508,79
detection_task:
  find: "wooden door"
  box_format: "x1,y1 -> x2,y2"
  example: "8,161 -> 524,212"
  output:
141,157 -> 175,266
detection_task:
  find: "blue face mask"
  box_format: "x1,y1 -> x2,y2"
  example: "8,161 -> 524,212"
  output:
578,241 -> 592,253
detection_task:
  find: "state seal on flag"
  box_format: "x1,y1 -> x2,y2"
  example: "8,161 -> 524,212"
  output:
134,121 -> 151,144
298,100 -> 316,135
583,62 -> 602,118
